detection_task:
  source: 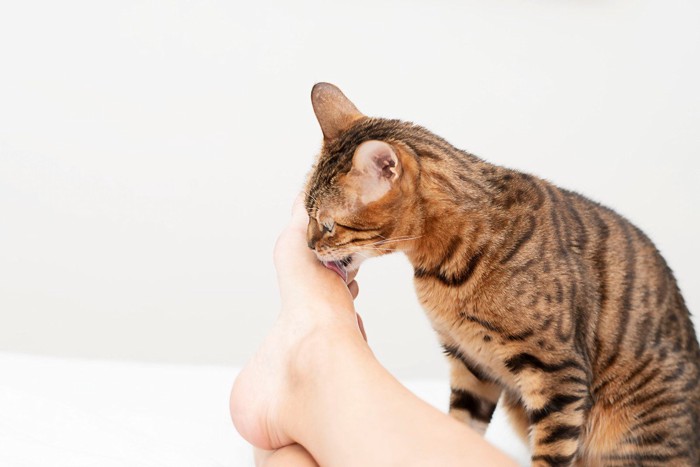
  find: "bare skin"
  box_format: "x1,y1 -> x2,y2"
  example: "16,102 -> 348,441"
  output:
230,195 -> 517,467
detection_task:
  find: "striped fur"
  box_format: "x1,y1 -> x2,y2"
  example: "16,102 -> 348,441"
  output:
304,84 -> 700,466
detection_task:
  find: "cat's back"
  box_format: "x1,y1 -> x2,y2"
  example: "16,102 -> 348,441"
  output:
529,180 -> 699,377
529,180 -> 700,462
460,167 -> 700,461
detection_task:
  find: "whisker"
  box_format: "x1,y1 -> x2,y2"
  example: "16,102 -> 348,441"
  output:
361,235 -> 424,247
329,235 -> 424,258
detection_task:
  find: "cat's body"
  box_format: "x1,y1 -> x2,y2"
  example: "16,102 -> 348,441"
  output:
304,83 -> 700,466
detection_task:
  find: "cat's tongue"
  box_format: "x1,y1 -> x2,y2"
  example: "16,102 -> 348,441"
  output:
322,260 -> 348,283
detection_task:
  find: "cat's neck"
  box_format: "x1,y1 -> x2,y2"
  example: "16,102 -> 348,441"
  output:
402,149 -> 513,272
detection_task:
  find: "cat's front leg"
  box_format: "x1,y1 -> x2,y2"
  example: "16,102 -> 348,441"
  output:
443,343 -> 502,435
508,354 -> 590,467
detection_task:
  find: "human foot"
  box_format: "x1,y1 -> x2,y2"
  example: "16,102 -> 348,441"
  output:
230,195 -> 365,450
230,270 -> 363,450
230,313 -> 309,450
254,444 -> 318,467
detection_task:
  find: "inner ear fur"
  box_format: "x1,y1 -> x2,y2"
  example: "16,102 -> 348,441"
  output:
347,140 -> 401,205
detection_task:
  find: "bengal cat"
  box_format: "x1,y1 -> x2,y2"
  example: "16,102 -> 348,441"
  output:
303,83 -> 700,466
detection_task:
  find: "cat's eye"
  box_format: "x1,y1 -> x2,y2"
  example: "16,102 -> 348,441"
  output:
322,221 -> 335,233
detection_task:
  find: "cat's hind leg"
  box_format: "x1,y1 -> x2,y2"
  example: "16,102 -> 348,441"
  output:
506,354 -> 591,467
443,343 -> 502,435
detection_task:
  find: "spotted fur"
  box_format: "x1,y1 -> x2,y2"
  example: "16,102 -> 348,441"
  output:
304,83 -> 700,466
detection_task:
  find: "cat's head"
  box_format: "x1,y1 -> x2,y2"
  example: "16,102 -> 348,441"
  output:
304,83 -> 422,277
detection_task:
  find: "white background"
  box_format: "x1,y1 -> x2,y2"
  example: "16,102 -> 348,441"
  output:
1,0 -> 698,378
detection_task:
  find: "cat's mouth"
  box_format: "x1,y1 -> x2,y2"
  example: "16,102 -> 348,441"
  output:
322,255 -> 352,283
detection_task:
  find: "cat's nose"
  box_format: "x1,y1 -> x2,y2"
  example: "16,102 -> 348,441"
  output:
307,219 -> 322,250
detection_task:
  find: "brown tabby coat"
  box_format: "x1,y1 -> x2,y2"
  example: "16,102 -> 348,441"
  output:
304,83 -> 700,466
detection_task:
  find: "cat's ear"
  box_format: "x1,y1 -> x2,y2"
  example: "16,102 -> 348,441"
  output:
311,82 -> 364,141
348,140 -> 401,204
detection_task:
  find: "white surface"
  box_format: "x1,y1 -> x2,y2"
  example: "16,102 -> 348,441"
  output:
0,1 -> 698,379
0,352 -> 529,466
0,352 -> 248,466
